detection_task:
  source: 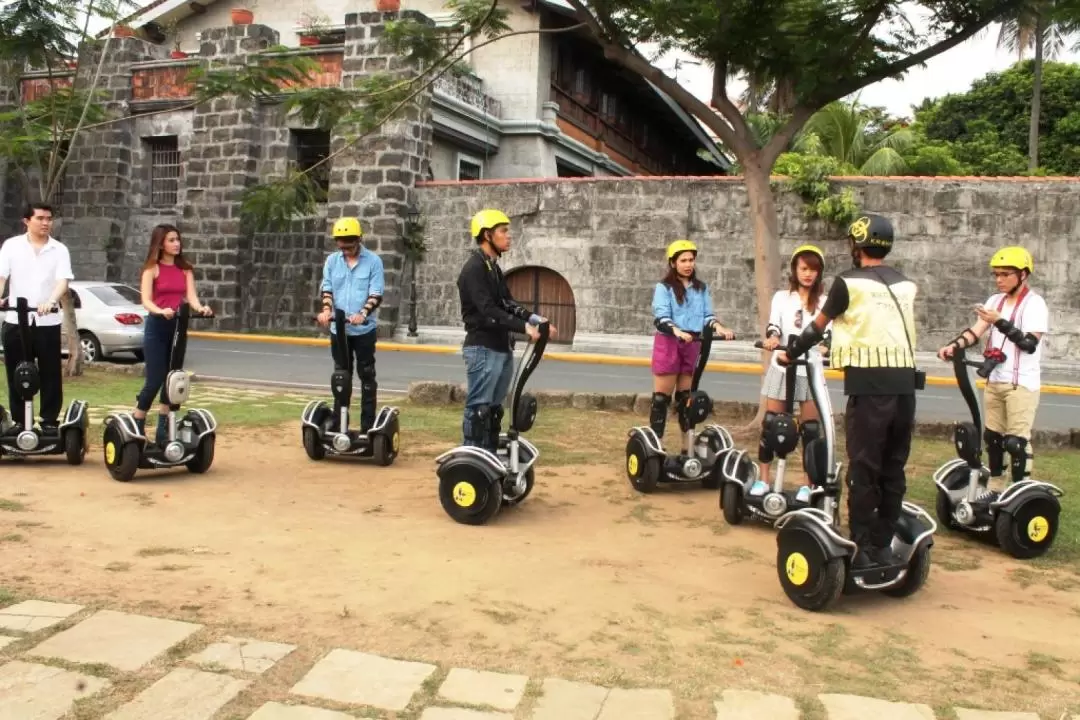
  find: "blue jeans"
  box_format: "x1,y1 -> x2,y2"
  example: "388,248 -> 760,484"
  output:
136,314 -> 176,412
461,345 -> 514,447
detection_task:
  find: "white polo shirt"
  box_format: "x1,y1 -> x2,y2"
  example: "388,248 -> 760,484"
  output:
983,289 -> 1049,393
0,234 -> 74,328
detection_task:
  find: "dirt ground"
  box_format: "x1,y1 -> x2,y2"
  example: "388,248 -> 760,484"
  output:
3,425 -> 1080,718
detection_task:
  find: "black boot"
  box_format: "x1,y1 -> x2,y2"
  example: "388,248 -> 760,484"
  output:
649,393 -> 670,439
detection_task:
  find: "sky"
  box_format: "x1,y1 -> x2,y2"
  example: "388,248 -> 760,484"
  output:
653,16 -> 1080,121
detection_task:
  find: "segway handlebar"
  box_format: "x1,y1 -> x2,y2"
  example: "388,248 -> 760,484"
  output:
754,340 -> 831,368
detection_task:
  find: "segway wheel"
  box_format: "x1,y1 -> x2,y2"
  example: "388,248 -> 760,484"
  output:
882,542 -> 932,598
103,425 -> 140,482
777,533 -> 845,612
721,483 -> 743,525
186,434 -> 215,474
995,495 -> 1060,559
934,488 -> 957,530
626,436 -> 660,493
303,427 -> 325,461
372,427 -> 400,467
504,467 -> 535,507
64,428 -> 86,466
439,464 -> 502,526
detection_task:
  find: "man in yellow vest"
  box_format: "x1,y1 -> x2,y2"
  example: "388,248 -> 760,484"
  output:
777,214 -> 922,569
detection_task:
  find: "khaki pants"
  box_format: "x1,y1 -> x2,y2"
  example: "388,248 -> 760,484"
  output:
984,382 -> 1040,440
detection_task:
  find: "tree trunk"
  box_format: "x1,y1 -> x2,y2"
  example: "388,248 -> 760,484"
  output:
741,156 -> 782,429
1027,12 -> 1044,170
62,290 -> 83,377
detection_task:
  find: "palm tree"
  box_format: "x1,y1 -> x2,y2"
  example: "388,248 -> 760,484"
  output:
995,1 -> 1080,169
794,99 -> 916,175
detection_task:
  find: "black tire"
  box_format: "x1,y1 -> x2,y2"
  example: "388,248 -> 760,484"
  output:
372,423 -> 400,466
504,467 -> 535,507
103,423 -> 140,482
698,431 -> 727,490
882,542 -> 932,598
935,488 -> 957,530
626,435 -> 660,493
994,495 -> 1060,559
64,428 -> 85,466
303,427 -> 325,461
439,464 -> 502,526
721,482 -> 743,525
186,434 -> 215,474
777,537 -> 845,612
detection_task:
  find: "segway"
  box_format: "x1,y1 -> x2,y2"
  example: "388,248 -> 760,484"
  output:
101,302 -> 216,481
625,323 -> 737,493
718,336 -> 826,526
435,321 -> 551,525
932,347 -> 1063,559
300,308 -> 400,465
0,297 -> 88,464
772,339 -> 936,612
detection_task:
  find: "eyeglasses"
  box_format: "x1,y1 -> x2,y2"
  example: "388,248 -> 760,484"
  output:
992,271 -> 1014,278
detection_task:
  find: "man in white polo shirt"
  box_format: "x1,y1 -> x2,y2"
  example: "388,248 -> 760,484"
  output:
0,203 -> 75,432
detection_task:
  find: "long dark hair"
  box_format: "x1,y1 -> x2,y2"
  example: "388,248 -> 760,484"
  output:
142,224 -> 193,271
788,250 -> 824,313
662,251 -> 704,305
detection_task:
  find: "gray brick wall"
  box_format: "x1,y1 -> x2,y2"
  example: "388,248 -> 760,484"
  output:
412,177 -> 1080,360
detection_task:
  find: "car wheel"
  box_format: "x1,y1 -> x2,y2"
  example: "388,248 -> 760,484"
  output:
79,331 -> 102,364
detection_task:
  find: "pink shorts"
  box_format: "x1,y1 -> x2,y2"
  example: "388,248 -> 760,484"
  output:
651,333 -> 701,376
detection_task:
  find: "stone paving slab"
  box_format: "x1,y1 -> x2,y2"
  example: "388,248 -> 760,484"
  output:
528,677 -> 609,720
715,689 -> 801,720
0,635 -> 17,650
247,702 -> 358,720
0,659 -> 111,720
955,711 -> 1040,720
819,694 -> 937,720
437,667 -> 529,711
420,709 -> 514,720
187,635 -> 296,674
290,648 -> 437,711
597,687 -> 675,720
0,600 -> 83,633
27,609 -> 202,672
105,667 -> 248,720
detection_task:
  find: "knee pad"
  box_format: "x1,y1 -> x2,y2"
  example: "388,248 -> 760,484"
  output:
984,429 -> 1005,476
1003,434 -> 1032,483
487,404 -> 504,451
358,362 -> 377,392
464,405 -> 489,446
760,411 -> 799,461
674,390 -> 691,432
758,412 -> 778,463
649,393 -> 671,438
800,419 -> 821,446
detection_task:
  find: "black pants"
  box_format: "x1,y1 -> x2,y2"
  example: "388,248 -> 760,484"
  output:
135,314 -> 177,411
2,322 -> 63,425
339,331 -> 377,431
844,393 -> 916,550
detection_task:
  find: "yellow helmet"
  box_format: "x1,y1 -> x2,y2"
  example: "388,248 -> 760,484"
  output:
989,246 -> 1033,274
666,239 -> 697,261
470,209 -> 511,239
791,244 -> 824,263
332,217 -> 362,239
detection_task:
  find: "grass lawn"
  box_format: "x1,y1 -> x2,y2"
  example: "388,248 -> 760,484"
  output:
59,370 -> 1080,569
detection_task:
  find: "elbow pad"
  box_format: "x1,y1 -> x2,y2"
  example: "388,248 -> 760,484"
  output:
786,322 -> 826,361
654,318 -> 676,336
994,318 -> 1039,353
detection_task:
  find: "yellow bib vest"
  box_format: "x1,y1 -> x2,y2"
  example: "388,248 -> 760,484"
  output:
830,267 -> 919,395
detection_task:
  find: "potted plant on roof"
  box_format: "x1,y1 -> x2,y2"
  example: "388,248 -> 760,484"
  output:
297,12 -> 333,46
231,0 -> 256,25
162,19 -> 187,58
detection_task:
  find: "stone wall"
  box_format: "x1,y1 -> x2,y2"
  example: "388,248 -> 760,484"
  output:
411,177 -> 1080,360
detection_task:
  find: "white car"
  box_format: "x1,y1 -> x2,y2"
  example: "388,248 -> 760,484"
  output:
62,281 -> 147,363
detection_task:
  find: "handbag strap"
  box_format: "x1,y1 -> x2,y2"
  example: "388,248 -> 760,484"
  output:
869,267 -> 917,366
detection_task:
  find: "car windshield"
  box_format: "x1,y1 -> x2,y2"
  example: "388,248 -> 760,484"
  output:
88,285 -> 141,307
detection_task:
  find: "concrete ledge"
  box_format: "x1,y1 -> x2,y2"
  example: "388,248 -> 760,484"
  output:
406,381 -> 1080,450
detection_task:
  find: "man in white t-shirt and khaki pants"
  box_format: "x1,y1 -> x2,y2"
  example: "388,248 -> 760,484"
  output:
0,203 -> 75,433
937,246 -> 1048,487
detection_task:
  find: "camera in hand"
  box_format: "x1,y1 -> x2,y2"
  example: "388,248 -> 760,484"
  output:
977,348 -> 1006,379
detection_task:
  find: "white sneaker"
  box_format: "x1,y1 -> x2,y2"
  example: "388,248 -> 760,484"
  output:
795,486 -> 812,504
749,481 -> 768,496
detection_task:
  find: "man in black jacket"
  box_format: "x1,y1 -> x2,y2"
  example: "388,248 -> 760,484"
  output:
456,209 -> 556,452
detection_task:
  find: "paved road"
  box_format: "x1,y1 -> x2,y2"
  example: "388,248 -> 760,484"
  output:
179,338 -> 1080,432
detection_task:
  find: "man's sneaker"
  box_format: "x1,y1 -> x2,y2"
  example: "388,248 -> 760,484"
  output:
39,421 -> 59,436
794,486 -> 812,504
869,545 -> 896,566
749,480 -> 768,496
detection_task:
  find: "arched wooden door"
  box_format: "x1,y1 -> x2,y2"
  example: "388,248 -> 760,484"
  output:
505,266 -> 576,344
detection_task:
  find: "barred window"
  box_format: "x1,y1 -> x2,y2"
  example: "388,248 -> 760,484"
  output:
146,136 -> 180,207
291,129 -> 330,202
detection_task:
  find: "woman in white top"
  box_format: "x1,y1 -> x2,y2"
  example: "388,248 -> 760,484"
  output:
754,245 -> 831,500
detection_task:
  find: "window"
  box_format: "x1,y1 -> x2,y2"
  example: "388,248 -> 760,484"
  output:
291,129 -> 331,202
146,136 -> 180,207
89,284 -> 141,307
556,160 -> 590,178
456,153 -> 483,181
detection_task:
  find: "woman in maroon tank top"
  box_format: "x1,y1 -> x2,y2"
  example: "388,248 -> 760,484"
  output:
132,224 -> 213,445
